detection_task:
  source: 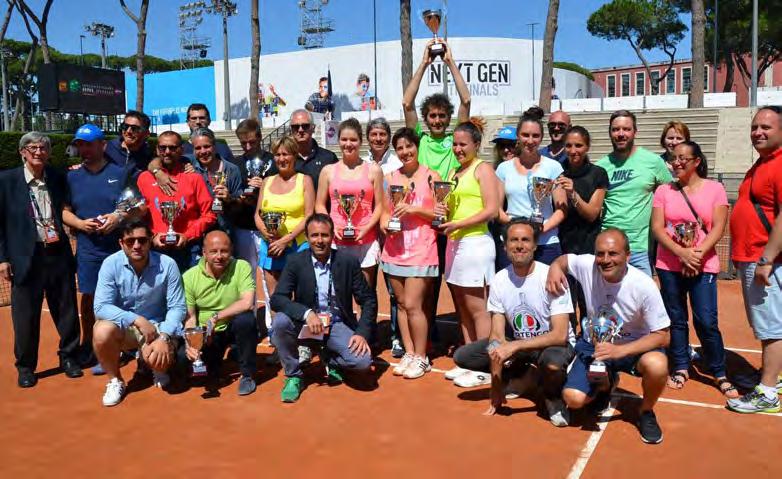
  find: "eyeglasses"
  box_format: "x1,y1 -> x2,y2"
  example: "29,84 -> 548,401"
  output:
670,156 -> 697,164
547,122 -> 568,130
120,123 -> 145,133
291,123 -> 311,131
122,237 -> 149,246
23,145 -> 47,153
157,144 -> 180,151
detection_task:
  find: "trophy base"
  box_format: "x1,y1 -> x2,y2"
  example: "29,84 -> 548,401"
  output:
192,361 -> 207,377
164,233 -> 178,245
431,217 -> 444,227
429,42 -> 445,57
211,202 -> 223,213
342,226 -> 356,240
243,187 -> 256,195
587,362 -> 608,383
388,219 -> 401,232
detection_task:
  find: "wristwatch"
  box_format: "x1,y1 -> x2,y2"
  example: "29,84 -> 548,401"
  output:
157,333 -> 171,344
757,256 -> 771,266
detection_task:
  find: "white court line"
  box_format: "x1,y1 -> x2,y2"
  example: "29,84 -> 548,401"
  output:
612,391 -> 782,417
566,398 -> 618,479
691,343 -> 762,355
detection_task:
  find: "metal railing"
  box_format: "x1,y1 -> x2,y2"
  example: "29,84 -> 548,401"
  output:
261,119 -> 291,152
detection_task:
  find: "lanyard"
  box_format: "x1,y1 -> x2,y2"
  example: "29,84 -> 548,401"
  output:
28,185 -> 50,224
313,261 -> 334,312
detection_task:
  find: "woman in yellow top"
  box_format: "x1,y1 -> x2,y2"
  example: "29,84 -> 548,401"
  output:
254,136 -> 315,303
436,118 -> 500,386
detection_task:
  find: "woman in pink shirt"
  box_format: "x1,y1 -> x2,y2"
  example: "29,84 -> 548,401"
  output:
380,127 -> 441,379
316,118 -> 384,288
651,141 -> 737,398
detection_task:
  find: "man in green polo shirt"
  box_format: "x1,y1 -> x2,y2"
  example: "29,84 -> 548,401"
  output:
182,230 -> 258,395
597,110 -> 672,276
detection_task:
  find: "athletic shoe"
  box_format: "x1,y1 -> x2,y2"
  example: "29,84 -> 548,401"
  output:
298,345 -> 313,366
391,339 -> 405,358
238,376 -> 257,396
403,356 -> 431,379
152,371 -> 170,390
393,353 -> 415,376
326,364 -> 344,384
776,375 -> 782,394
727,387 -> 781,414
91,363 -> 106,376
505,371 -> 534,399
453,370 -> 491,388
102,378 -> 126,407
637,410 -> 663,444
444,366 -> 470,380
281,377 -> 301,403
545,398 -> 570,427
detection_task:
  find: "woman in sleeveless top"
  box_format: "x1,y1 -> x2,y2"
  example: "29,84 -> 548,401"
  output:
316,118 -> 384,288
254,136 -> 315,307
436,118 -> 500,385
379,127 -> 440,379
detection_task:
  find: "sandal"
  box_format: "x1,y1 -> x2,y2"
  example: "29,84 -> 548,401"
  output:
666,371 -> 689,390
716,378 -> 739,399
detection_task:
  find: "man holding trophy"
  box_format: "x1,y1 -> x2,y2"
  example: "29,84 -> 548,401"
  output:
92,220 -> 187,406
547,229 -> 670,444
182,231 -> 258,396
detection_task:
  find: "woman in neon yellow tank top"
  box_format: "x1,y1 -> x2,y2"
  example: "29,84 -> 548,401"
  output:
436,118 -> 500,385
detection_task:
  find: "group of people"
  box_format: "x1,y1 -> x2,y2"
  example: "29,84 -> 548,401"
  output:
1,40 -> 780,447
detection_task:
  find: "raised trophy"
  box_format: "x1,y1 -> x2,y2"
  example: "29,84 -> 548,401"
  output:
387,185 -> 407,232
261,210 -> 287,237
581,304 -> 624,383
183,326 -> 207,377
244,156 -> 265,195
335,189 -> 364,240
421,6 -> 445,57
159,200 -> 181,245
430,180 -> 454,227
209,171 -> 227,213
673,221 -> 699,248
115,187 -> 146,214
530,176 -> 554,224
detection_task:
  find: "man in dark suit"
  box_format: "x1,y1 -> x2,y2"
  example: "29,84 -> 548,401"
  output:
0,132 -> 82,387
270,213 -> 377,403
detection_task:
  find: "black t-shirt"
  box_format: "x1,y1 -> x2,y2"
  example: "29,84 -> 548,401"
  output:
294,140 -> 338,193
558,161 -> 609,255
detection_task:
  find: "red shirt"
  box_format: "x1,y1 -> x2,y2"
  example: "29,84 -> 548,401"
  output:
730,147 -> 782,263
136,165 -> 217,241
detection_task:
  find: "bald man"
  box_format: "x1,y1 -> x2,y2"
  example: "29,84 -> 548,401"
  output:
540,110 -> 571,165
182,231 -> 259,395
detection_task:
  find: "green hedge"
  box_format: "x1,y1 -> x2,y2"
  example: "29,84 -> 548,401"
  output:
0,132 -> 228,171
554,61 -> 595,81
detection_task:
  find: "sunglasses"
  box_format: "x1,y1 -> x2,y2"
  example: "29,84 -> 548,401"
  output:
547,122 -> 568,130
291,123 -> 311,131
120,123 -> 145,133
122,237 -> 149,246
157,144 -> 180,151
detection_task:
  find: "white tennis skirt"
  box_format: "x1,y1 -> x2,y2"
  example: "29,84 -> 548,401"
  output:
336,239 -> 380,268
445,234 -> 496,287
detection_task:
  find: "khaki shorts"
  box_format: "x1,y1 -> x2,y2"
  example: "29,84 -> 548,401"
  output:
96,320 -> 176,352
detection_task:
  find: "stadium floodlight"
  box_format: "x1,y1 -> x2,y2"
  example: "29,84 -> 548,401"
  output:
84,22 -> 115,69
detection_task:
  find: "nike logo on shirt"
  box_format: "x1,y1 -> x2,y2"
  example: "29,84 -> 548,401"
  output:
608,170 -> 634,190
108,179 -> 119,183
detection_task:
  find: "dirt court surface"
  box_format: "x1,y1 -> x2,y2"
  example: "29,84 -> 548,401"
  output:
1,279 -> 780,478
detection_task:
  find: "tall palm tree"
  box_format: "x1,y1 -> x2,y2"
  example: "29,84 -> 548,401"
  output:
120,0 -> 150,111
249,0 -> 260,121
690,0 -> 705,107
539,0 -> 559,112
400,0 -> 412,90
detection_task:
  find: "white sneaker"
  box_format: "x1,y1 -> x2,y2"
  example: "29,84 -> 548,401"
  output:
298,345 -> 313,365
153,371 -> 170,389
545,398 -> 570,427
102,378 -> 126,407
403,356 -> 432,379
444,366 -> 470,380
453,370 -> 491,388
393,353 -> 415,376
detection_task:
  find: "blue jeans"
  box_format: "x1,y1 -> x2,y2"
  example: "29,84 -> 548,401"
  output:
657,269 -> 727,377
628,251 -> 652,276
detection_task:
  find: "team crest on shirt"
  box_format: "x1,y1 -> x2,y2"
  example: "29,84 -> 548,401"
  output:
443,136 -> 453,149
510,293 -> 543,339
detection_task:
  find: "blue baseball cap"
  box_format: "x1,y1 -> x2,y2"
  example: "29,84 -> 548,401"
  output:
73,123 -> 105,143
492,126 -> 517,143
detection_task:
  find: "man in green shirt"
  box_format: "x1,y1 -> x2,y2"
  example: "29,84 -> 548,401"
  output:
597,110 -> 672,275
182,230 -> 258,395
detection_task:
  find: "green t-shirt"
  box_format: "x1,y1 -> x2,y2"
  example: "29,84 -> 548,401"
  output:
596,146 -> 672,253
415,123 -> 460,180
182,258 -> 255,332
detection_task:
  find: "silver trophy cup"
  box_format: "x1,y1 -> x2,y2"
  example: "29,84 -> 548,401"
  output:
530,176 -> 554,224
388,185 -> 406,233
335,189 -> 364,240
244,156 -> 265,195
581,311 -> 624,383
115,187 -> 146,214
184,327 -> 207,376
261,211 -> 287,237
673,221 -> 699,248
430,180 -> 453,227
159,201 -> 181,245
209,171 -> 227,213
421,7 -> 445,57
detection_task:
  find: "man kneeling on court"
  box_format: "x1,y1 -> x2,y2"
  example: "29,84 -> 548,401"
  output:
546,228 -> 670,444
93,219 -> 187,406
270,213 -> 377,403
453,219 -> 575,426
182,230 -> 259,396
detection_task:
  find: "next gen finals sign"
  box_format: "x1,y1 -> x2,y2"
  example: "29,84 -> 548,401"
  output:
427,60 -> 510,97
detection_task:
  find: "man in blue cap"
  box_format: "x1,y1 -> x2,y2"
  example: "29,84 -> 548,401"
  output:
63,123 -> 134,373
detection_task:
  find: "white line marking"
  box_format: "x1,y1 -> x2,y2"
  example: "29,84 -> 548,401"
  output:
691,343 -> 762,354
612,391 -> 782,417
566,398 -> 618,479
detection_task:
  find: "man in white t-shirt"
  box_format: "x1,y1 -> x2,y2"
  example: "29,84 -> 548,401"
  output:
547,228 -> 670,444
453,219 -> 575,426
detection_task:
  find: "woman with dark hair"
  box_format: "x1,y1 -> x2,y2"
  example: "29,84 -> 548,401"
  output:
651,140 -> 737,398
496,107 -> 567,265
380,127 -> 441,378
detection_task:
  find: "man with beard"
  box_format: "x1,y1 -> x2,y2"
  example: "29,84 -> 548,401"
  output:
597,110 -> 671,275
539,110 -> 571,165
290,109 -> 337,192
452,219 -> 574,426
547,228 -> 670,444
104,110 -> 154,176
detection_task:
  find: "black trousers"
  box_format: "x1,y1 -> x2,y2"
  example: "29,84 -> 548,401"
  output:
200,311 -> 259,378
11,243 -> 80,373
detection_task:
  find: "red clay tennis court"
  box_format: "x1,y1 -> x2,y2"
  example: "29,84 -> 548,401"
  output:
1,279 -> 779,478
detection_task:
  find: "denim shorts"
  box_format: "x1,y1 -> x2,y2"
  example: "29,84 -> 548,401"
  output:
736,262 -> 782,340
628,251 -> 652,276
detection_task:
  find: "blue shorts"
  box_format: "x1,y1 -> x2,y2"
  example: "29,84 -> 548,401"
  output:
737,262 -> 782,340
628,251 -> 652,276
564,338 -> 663,397
77,257 -> 105,294
259,238 -> 309,271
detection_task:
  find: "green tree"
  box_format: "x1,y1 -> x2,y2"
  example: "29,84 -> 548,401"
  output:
587,0 -> 686,95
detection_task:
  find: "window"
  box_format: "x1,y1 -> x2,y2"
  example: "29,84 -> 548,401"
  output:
606,75 -> 616,97
682,67 -> 692,93
650,71 -> 661,94
666,69 -> 676,94
635,71 -> 645,96
621,73 -> 630,96
704,66 -> 709,92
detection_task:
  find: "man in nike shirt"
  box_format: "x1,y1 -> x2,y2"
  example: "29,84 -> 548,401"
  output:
597,110 -> 672,275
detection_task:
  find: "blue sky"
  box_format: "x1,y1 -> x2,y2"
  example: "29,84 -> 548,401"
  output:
4,0 -> 693,70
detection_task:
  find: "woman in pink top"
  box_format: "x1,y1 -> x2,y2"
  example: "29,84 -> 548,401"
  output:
316,118 -> 384,288
651,141 -> 737,398
380,127 -> 441,379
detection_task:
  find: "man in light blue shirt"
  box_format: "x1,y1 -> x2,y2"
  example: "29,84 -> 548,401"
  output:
92,219 -> 186,407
